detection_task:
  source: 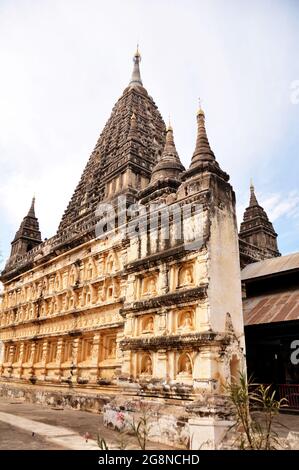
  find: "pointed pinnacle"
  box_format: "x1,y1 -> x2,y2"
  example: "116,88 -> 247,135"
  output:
27,196 -> 36,218
249,181 -> 259,207
129,46 -> 143,87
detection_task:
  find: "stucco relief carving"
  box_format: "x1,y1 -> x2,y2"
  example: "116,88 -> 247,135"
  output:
102,335 -> 116,360
178,310 -> 194,331
177,353 -> 193,377
69,264 -> 79,286
141,316 -> 154,333
142,275 -> 157,297
140,354 -> 152,376
106,252 -> 119,274
178,265 -> 194,288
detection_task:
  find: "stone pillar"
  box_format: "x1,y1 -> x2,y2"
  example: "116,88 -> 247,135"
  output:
91,285 -> 97,304
97,254 -> 104,277
193,347 -> 219,393
0,341 -> 4,375
124,313 -> 133,336
167,309 -> 174,334
156,349 -> 167,380
90,333 -> 100,383
158,308 -> 167,335
6,343 -> 14,377
114,330 -> 123,378
168,350 -> 175,381
70,336 -> 80,383
39,339 -> 48,381
18,341 -> 25,379
8,343 -> 14,365
29,342 -> 36,379
56,337 -> 64,381
125,274 -> 136,302
160,264 -> 169,295
121,350 -> 131,378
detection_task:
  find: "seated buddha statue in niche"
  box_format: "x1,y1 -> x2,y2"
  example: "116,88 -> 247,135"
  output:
178,354 -> 193,377
179,266 -> 193,288
143,276 -> 157,296
141,355 -> 153,376
142,316 -> 154,333
179,312 -> 193,331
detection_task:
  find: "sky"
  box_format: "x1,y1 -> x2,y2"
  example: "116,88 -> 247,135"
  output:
0,0 -> 299,268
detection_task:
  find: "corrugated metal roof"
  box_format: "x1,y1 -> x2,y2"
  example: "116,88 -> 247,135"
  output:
241,252 -> 299,281
243,288 -> 299,326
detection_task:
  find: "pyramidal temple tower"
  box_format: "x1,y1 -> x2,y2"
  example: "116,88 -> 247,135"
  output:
239,182 -> 280,261
58,47 -> 166,233
9,197 -> 42,262
0,50 -> 247,449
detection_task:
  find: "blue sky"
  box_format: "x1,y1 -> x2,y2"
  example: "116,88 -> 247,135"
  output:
0,0 -> 299,268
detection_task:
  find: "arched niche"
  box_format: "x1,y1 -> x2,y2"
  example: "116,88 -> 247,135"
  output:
177,353 -> 193,377
140,354 -> 153,376
141,315 -> 154,334
177,310 -> 194,331
178,265 -> 194,288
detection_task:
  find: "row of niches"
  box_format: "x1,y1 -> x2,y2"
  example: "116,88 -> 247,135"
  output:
1,261 -> 203,315
136,263 -> 197,298
1,251 -> 122,309
136,352 -> 194,381
134,310 -> 195,336
0,280 -> 122,326
2,333 -> 118,366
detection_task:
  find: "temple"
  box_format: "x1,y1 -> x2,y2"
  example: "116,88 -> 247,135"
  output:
0,49 -> 289,449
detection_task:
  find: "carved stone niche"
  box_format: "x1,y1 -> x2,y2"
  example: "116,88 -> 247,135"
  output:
102,278 -> 120,302
69,264 -> 79,286
177,264 -> 194,289
141,275 -> 157,297
139,353 -> 153,377
68,290 -> 77,310
85,287 -> 92,306
101,334 -> 117,362
78,336 -> 93,364
177,310 -> 194,332
176,353 -> 193,380
62,270 -> 69,290
85,259 -> 94,280
140,315 -> 154,335
42,277 -> 49,294
106,252 -> 119,275
54,273 -> 61,291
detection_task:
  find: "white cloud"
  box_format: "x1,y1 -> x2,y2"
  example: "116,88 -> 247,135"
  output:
262,190 -> 299,222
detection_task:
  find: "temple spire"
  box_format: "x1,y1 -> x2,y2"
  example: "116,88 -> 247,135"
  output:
150,124 -> 184,184
190,105 -> 215,168
164,120 -> 176,152
129,45 -> 143,87
249,180 -> 259,207
184,102 -> 229,182
7,197 -> 42,262
27,196 -> 36,218
239,182 -> 280,258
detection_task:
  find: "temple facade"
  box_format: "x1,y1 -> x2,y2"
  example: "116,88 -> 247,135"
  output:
0,50 -> 281,448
